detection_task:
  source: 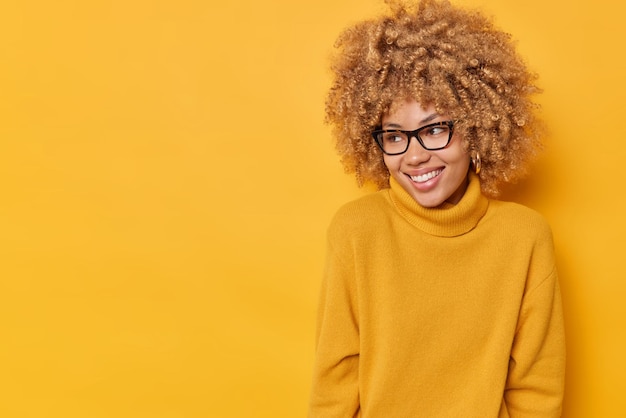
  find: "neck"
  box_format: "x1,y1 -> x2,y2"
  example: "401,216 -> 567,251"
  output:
388,172 -> 489,237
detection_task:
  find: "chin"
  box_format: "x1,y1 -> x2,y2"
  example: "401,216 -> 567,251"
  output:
415,196 -> 447,208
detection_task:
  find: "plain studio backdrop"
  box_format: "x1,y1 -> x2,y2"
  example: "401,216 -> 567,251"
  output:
0,0 -> 624,416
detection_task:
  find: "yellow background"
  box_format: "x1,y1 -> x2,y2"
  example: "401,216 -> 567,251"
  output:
0,0 -> 624,416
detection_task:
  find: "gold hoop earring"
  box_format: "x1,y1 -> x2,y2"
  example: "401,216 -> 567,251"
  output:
471,152 -> 481,174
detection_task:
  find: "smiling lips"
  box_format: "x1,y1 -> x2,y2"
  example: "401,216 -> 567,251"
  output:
409,169 -> 443,184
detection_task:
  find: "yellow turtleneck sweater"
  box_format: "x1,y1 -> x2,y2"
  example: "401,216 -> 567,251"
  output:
309,173 -> 565,417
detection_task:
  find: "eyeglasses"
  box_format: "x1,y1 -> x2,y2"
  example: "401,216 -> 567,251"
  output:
372,121 -> 455,155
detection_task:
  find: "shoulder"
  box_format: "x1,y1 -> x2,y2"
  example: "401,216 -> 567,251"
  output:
485,200 -> 557,288
487,200 -> 553,238
327,190 -> 392,238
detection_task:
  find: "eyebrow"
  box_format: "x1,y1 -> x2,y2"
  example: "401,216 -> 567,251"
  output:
383,112 -> 440,129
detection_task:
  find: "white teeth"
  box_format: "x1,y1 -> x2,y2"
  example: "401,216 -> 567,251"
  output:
410,170 -> 442,183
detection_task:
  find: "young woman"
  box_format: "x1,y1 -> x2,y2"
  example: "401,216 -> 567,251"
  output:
309,1 -> 565,417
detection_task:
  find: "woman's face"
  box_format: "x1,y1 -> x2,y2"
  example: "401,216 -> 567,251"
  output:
381,98 -> 470,208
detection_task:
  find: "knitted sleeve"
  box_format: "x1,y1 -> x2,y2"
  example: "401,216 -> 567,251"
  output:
503,224 -> 566,417
308,213 -> 361,418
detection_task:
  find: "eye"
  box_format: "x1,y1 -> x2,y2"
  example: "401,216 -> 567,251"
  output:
382,132 -> 406,143
423,125 -> 449,138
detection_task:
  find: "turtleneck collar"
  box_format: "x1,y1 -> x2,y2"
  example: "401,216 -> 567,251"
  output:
388,172 -> 489,237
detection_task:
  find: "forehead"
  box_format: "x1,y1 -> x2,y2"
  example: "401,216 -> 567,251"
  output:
382,98 -> 439,125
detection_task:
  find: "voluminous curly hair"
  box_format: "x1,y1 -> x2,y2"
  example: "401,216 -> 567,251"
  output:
326,0 -> 543,197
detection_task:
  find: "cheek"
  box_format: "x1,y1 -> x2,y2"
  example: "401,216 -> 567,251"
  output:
457,150 -> 470,166
382,155 -> 396,171
452,155 -> 471,173
445,143 -> 470,166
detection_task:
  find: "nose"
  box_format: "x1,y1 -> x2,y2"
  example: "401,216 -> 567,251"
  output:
404,136 -> 430,164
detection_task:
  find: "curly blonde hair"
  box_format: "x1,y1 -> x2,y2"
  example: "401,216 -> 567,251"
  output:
326,0 -> 543,197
